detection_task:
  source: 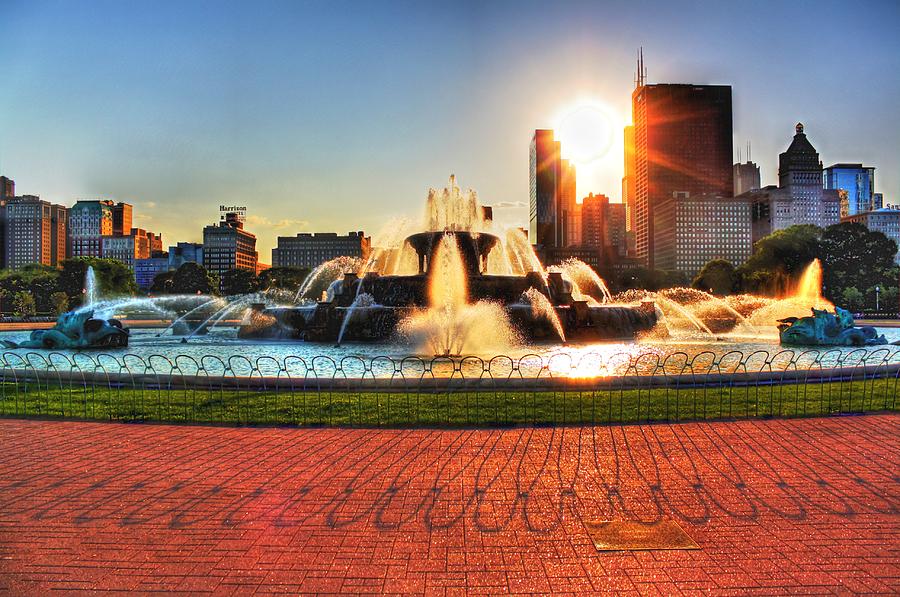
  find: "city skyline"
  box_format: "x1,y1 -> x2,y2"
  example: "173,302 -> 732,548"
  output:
1,0 -> 899,258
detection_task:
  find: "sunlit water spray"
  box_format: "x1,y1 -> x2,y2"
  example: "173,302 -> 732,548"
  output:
399,234 -> 518,355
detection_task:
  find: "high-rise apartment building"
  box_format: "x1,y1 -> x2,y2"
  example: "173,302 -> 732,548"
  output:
631,83 -> 734,269
111,202 -> 133,236
0,176 -> 13,200
68,200 -> 114,257
559,159 -> 579,246
100,227 -> 155,268
4,195 -> 68,269
272,231 -> 371,269
0,176 -> 14,266
824,163 -> 876,216
659,195 -> 752,277
733,161 -> 761,196
202,212 -> 258,281
581,193 -> 628,257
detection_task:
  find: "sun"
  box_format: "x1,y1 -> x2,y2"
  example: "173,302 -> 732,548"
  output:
555,102 -> 615,165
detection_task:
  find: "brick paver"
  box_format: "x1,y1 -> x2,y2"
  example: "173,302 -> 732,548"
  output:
0,415 -> 898,594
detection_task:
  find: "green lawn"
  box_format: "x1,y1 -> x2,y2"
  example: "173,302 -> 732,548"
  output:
1,377 -> 897,427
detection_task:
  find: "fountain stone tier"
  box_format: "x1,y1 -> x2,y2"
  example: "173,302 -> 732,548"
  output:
239,259 -> 657,345
406,230 -> 499,275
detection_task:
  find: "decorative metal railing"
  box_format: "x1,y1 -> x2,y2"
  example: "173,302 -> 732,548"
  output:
1,349 -> 898,426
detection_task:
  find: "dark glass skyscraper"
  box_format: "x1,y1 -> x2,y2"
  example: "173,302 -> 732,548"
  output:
631,83 -> 733,269
529,130 -> 576,249
529,130 -> 561,248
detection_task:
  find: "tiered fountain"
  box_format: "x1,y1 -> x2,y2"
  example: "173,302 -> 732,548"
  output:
239,175 -> 657,353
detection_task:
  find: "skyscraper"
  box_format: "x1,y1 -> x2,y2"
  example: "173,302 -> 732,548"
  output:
746,124 -> 841,243
4,195 -> 67,269
530,130 -> 559,248
559,159 -> 579,246
631,82 -> 734,269
622,125 -> 636,232
529,130 -> 576,249
0,176 -> 11,267
203,212 -> 258,285
581,193 -> 628,257
824,163 -> 876,216
0,176 -> 13,200
111,202 -> 133,236
68,200 -> 114,257
733,160 -> 761,196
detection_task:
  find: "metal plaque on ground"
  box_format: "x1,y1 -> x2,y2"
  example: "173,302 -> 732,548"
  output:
584,520 -> 700,551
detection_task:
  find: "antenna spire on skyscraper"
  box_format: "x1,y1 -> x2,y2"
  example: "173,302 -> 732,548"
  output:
636,47 -> 646,88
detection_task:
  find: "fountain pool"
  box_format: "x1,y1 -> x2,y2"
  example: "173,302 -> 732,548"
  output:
3,177 -> 893,379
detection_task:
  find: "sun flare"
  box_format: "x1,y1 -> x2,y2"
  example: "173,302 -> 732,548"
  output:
555,101 -> 615,165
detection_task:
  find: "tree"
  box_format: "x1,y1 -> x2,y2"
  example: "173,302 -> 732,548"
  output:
692,259 -> 738,295
819,222 -> 898,306
12,291 -> 36,317
58,258 -> 138,305
221,268 -> 260,296
170,262 -> 218,295
257,266 -> 310,291
840,287 -> 864,312
50,291 -> 70,316
737,225 -> 822,294
149,270 -> 176,294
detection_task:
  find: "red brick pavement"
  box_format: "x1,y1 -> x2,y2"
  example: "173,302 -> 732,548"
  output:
0,415 -> 898,594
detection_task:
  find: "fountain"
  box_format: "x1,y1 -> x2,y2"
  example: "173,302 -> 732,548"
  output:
3,267 -> 129,349
84,266 -> 98,306
239,175 -> 657,351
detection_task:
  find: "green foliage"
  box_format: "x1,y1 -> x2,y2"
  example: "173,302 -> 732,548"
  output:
170,262 -> 218,295
819,222 -> 898,307
1,378 -> 896,426
692,259 -> 738,295
149,270 -> 175,294
840,287 -> 864,312
257,266 -> 310,290
58,258 -> 138,306
49,291 -> 69,315
738,225 -> 822,293
12,291 -> 36,317
875,286 -> 898,312
221,268 -> 260,296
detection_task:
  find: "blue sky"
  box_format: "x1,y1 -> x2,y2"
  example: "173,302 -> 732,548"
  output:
1,0 -> 898,258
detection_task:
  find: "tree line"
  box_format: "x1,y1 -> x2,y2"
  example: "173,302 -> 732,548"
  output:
0,258 -> 310,317
691,222 -> 899,312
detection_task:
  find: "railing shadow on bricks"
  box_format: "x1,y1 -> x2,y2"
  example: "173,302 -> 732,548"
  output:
1,349 -> 898,427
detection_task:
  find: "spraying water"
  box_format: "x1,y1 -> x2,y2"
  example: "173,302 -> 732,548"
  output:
521,288 -> 565,342
548,258 -> 612,304
400,234 -> 518,355
84,266 -> 98,306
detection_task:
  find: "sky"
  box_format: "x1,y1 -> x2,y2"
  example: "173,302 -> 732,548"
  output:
1,0 -> 898,260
